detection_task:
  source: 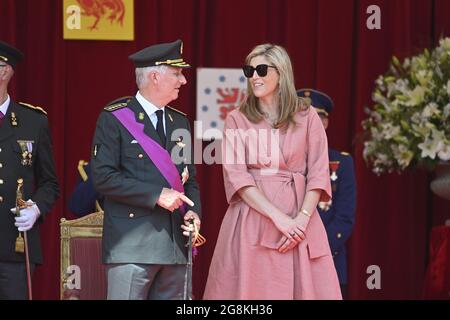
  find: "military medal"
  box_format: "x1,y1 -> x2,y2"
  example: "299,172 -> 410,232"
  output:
329,161 -> 340,181
11,112 -> 18,126
17,140 -> 33,166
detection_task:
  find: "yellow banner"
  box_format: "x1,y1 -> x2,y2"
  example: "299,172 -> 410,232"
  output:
63,0 -> 134,41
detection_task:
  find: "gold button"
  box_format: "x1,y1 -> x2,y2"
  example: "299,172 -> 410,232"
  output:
129,213 -> 135,218
0,163 -> 2,168
0,196 -> 3,203
0,179 -> 3,184
138,154 -> 143,159
337,232 -> 342,239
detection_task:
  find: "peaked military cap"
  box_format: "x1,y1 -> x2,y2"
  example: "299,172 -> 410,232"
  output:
128,39 -> 190,68
0,41 -> 24,69
297,88 -> 334,117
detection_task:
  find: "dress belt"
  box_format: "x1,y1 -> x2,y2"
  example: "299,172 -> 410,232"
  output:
248,169 -> 306,206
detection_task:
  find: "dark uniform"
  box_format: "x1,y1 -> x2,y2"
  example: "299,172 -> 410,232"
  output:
91,40 -> 201,300
319,149 -> 356,286
0,41 -> 59,299
297,89 -> 356,297
68,161 -> 103,216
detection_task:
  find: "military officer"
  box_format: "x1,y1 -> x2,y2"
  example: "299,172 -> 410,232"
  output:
0,41 -> 59,299
297,89 -> 357,298
91,39 -> 202,300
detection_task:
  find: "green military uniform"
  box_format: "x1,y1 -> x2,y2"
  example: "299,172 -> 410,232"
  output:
92,97 -> 201,264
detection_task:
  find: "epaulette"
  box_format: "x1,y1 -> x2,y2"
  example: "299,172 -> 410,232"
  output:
19,102 -> 47,115
340,152 -> 350,156
166,106 -> 187,117
104,102 -> 127,112
77,160 -> 89,182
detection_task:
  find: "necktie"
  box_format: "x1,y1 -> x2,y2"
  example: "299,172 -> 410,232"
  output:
0,111 -> 4,127
155,109 -> 166,147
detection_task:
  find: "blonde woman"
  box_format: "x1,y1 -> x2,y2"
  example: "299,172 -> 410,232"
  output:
203,44 -> 341,300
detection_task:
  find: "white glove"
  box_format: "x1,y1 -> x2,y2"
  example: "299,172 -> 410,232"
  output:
10,200 -> 41,232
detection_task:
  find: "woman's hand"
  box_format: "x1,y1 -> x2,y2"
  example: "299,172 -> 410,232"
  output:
294,212 -> 310,233
271,212 -> 307,253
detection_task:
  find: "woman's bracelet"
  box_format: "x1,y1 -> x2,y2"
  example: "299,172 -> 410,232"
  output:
300,208 -> 312,217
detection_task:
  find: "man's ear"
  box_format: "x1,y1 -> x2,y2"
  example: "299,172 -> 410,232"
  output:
0,69 -> 7,81
0,64 -> 12,81
150,70 -> 160,84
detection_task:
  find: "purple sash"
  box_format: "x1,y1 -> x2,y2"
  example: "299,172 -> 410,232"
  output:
112,107 -> 185,214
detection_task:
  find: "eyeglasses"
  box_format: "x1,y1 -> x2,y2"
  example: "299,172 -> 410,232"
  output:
242,64 -> 277,78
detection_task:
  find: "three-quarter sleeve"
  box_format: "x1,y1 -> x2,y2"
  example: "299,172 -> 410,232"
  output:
221,112 -> 257,204
305,109 -> 332,202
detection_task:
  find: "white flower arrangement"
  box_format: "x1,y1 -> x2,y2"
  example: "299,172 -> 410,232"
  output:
362,38 -> 450,175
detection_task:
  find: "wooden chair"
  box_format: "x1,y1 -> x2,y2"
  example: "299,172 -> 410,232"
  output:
60,211 -> 106,300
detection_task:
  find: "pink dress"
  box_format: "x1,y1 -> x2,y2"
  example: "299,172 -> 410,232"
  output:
203,107 -> 342,300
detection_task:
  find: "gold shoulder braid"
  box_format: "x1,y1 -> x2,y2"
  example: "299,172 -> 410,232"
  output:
19,102 -> 47,115
104,102 -> 127,112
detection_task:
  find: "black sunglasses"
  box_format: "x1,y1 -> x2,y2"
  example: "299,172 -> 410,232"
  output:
242,64 -> 277,78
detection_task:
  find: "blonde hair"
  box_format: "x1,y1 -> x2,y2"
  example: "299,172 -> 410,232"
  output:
239,44 -> 307,128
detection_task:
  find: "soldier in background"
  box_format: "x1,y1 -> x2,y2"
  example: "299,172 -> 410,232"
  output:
297,89 -> 357,299
0,41 -> 59,299
67,160 -> 102,216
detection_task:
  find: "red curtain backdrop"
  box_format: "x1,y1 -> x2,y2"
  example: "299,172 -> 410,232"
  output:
1,0 -> 449,299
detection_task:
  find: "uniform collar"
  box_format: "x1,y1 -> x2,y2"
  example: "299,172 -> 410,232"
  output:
0,94 -> 10,115
135,91 -> 165,119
